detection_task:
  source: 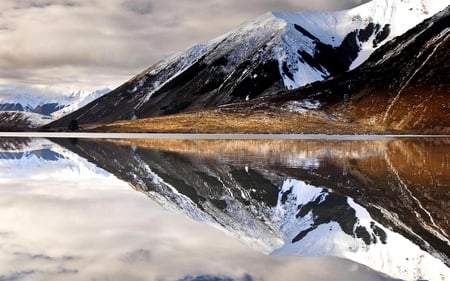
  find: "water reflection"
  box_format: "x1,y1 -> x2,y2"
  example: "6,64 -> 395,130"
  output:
52,137 -> 450,281
0,137 -> 395,281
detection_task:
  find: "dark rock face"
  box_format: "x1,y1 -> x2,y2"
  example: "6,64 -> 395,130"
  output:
0,102 -> 65,116
33,103 -> 65,116
0,103 -> 26,112
294,22 -> 392,76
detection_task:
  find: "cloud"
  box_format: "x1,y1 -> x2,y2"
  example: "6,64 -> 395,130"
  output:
13,252 -> 78,261
122,0 -> 153,15
120,249 -> 152,264
0,270 -> 37,281
12,0 -> 79,10
178,275 -> 254,281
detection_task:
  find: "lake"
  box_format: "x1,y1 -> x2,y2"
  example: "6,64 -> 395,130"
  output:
0,134 -> 449,281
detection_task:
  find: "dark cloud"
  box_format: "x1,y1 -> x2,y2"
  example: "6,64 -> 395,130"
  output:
0,270 -> 37,281
122,0 -> 153,15
13,0 -> 79,10
13,252 -> 79,261
178,275 -> 254,281
120,249 -> 152,264
0,267 -> 78,281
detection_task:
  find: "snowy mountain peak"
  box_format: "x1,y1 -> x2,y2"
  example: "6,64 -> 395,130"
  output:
0,88 -> 110,118
50,88 -> 111,118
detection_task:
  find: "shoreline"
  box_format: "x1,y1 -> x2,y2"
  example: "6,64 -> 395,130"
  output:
1,131 -> 449,140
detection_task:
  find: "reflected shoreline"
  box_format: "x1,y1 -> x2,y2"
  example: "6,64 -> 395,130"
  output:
1,131 -> 450,140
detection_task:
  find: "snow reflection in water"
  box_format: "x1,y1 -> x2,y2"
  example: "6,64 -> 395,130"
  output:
0,136 -> 449,281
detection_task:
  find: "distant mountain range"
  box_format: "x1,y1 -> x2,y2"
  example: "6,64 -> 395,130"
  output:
47,0 -> 449,134
0,88 -> 110,129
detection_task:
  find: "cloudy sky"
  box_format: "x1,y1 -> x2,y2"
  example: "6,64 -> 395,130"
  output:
0,0 -> 368,96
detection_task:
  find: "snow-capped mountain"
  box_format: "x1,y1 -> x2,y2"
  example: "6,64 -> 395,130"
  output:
49,88 -> 111,118
0,88 -> 110,117
54,138 -> 450,281
50,0 -> 448,128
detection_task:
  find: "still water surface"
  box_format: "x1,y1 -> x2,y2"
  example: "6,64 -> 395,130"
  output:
0,135 -> 449,281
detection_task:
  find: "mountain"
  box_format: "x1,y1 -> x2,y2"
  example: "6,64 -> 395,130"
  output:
0,88 -> 110,117
53,137 -> 450,281
78,4 -> 450,134
48,0 -> 448,129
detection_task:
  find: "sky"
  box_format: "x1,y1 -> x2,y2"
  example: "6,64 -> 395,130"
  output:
0,0 -> 369,96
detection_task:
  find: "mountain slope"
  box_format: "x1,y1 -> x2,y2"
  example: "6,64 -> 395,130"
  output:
48,0 -> 448,129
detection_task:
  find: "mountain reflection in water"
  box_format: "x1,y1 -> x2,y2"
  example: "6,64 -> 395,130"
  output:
52,137 -> 450,281
1,136 -> 449,281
